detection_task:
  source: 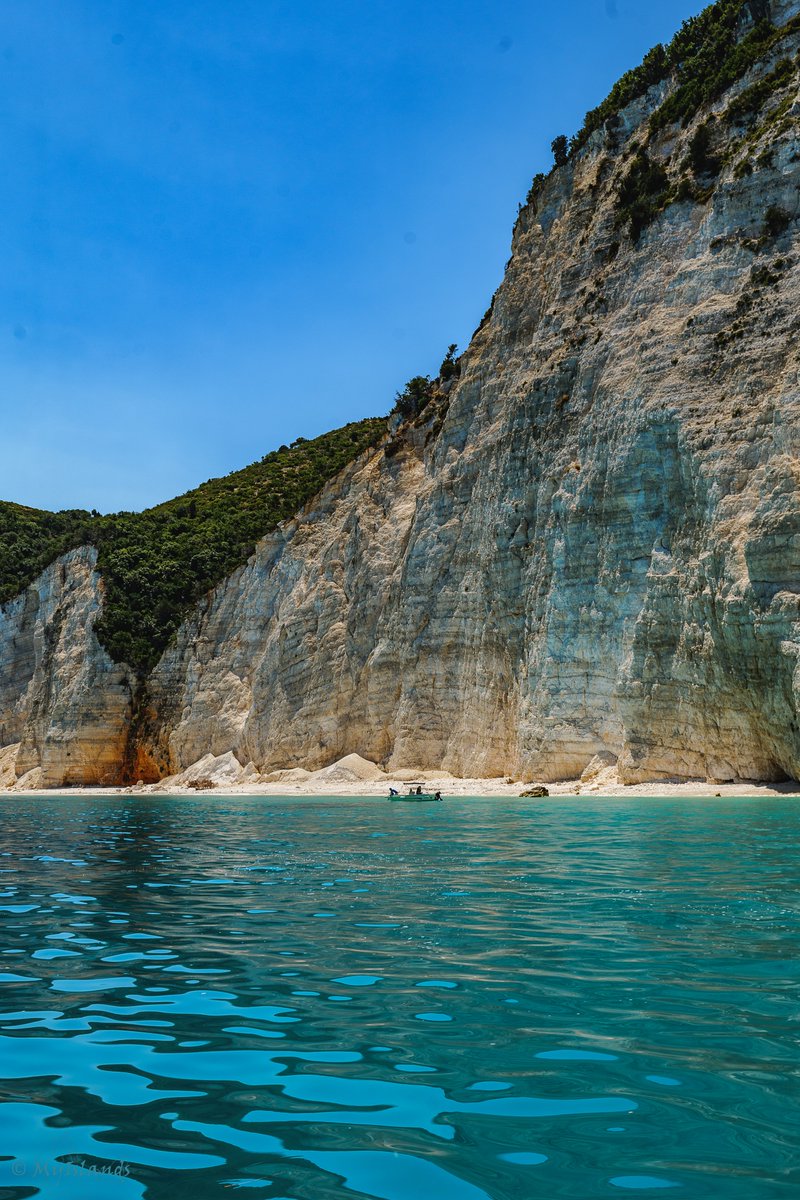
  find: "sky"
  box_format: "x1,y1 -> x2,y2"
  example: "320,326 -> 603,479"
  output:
1,0 -> 704,513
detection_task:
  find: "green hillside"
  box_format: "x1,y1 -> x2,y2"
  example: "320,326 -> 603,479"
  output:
0,417 -> 386,675
527,0 -> 799,214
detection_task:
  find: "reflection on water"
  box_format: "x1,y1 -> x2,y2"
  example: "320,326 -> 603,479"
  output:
0,794 -> 798,1198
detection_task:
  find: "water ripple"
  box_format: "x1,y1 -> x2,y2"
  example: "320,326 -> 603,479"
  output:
0,794 -> 799,1198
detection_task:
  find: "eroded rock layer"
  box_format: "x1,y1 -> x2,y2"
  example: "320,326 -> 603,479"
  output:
3,0 -> 800,786
0,548 -> 133,786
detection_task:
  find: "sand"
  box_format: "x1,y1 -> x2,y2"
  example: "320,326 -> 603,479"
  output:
5,776 -> 799,800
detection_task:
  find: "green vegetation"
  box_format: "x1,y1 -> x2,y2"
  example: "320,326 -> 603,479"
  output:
763,204 -> 791,238
525,172 -> 547,209
601,3 -> 800,236
726,55 -> 796,121
648,3 -> 776,132
686,120 -> 721,176
727,68 -> 797,179
392,375 -> 434,419
571,43 -> 669,155
524,1 -> 800,233
551,135 -> 569,167
0,506 -> 96,607
439,343 -> 460,381
561,2 -> 800,170
712,255 -> 788,348
616,149 -> 670,241
0,417 -> 386,676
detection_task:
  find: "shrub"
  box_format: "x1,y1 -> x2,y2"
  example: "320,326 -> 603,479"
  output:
526,172 -> 547,208
439,344 -> 460,381
650,7 -> 777,132
551,135 -> 569,167
616,149 -> 670,240
686,120 -> 721,176
393,376 -> 434,419
0,506 -> 94,606
571,43 -> 669,155
674,176 -> 697,203
763,204 -> 791,237
726,56 -> 796,121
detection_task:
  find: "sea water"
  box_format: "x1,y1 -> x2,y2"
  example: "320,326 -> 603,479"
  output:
0,794 -> 798,1199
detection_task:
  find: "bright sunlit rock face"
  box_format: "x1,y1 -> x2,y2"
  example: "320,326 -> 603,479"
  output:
0,547 -> 132,787
2,0 -> 800,787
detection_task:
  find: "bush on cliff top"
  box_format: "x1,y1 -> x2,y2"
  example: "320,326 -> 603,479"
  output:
570,42 -> 669,155
649,7 -> 776,132
561,1 -> 786,162
392,375 -> 434,418
0,417 -> 386,677
0,505 -> 96,605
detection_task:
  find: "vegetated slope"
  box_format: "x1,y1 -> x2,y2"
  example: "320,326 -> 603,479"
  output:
0,504 -> 97,608
0,417 -> 386,675
528,0 -> 799,223
568,0 -> 784,154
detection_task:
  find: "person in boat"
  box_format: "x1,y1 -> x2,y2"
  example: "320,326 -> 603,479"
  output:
434,791 -> 441,801
416,786 -> 423,795
389,787 -> 399,796
408,787 -> 415,796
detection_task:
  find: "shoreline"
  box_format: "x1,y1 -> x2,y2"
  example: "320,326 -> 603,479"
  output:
5,750 -> 799,801
4,778 -> 800,800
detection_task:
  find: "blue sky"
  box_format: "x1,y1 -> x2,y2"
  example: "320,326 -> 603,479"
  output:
2,0 -> 703,513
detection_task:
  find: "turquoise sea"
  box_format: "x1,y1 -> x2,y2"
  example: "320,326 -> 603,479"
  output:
0,794 -> 798,1199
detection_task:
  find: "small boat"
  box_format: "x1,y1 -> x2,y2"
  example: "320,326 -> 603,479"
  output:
389,784 -> 443,802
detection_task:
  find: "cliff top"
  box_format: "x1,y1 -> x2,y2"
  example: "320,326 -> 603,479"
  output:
0,417 -> 386,674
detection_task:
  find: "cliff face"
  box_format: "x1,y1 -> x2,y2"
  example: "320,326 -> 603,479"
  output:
0,548 -> 133,786
3,0 -> 800,787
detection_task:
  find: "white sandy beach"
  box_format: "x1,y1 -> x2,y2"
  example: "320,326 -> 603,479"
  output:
7,778 -> 800,800
4,745 -> 798,800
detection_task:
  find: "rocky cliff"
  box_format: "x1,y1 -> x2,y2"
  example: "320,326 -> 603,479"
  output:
0,547 -> 133,787
3,0 -> 800,787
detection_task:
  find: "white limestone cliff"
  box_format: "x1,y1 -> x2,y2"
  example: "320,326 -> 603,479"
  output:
2,0 -> 800,787
0,548 -> 133,786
